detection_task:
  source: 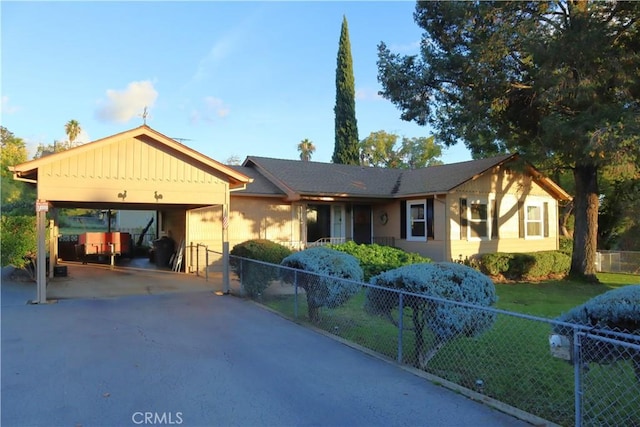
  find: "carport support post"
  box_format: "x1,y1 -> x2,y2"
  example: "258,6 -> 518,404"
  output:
222,203 -> 230,294
36,206 -> 47,303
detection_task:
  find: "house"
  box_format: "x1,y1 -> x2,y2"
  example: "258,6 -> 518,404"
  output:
9,124 -> 570,303
196,153 -> 570,263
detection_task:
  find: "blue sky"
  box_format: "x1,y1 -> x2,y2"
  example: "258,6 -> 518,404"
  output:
1,1 -> 472,165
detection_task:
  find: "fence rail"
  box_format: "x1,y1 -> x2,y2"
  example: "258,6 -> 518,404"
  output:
226,254 -> 640,427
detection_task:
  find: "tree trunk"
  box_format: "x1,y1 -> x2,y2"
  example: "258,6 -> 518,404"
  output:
560,201 -> 574,238
570,164 -> 599,282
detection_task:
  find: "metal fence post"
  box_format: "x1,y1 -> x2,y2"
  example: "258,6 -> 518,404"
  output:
574,328 -> 583,427
196,244 -> 200,276
397,291 -> 404,364
205,248 -> 209,281
294,269 -> 298,319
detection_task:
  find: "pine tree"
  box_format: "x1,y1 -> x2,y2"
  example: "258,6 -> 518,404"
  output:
332,15 -> 359,165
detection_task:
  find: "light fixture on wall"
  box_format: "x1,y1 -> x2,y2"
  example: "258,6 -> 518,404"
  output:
154,191 -> 163,201
117,190 -> 127,201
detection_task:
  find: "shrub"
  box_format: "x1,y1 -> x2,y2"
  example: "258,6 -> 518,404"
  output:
328,241 -> 431,280
554,285 -> 640,380
1,215 -> 37,278
559,236 -> 573,255
281,246 -> 363,322
230,239 -> 292,298
367,262 -> 497,368
478,251 -> 570,281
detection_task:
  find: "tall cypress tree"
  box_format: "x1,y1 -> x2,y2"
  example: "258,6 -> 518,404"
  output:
332,15 -> 360,165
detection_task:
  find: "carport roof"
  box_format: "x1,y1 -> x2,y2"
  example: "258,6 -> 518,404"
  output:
10,125 -> 252,189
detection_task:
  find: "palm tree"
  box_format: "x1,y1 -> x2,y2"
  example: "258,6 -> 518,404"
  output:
297,138 -> 316,161
64,120 -> 82,146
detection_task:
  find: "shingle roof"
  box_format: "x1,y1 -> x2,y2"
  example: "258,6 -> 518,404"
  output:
233,153 -> 519,200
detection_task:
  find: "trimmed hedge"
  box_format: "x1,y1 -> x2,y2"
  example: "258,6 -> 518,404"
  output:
230,239 -> 292,297
328,241 -> 431,280
367,262 -> 497,368
281,246 -> 363,322
478,251 -> 570,281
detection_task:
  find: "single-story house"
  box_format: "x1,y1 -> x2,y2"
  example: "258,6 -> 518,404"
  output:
10,124 -> 571,291
189,153 -> 571,264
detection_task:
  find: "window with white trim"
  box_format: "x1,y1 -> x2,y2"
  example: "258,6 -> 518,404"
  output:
405,199 -> 434,241
408,201 -> 426,240
469,201 -> 488,238
526,203 -> 543,237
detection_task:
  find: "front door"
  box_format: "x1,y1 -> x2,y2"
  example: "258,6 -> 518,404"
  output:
352,205 -> 372,244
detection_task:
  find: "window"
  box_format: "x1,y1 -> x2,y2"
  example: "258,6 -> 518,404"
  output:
403,199 -> 434,241
469,202 -> 488,238
526,205 -> 542,237
518,200 -> 549,239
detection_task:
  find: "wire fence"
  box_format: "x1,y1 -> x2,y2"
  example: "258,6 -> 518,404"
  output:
596,251 -> 640,275
225,254 -> 640,427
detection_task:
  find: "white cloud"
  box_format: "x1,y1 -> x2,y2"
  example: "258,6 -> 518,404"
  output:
389,40 -> 421,54
189,96 -> 230,125
95,80 -> 158,123
356,87 -> 383,101
1,95 -> 20,114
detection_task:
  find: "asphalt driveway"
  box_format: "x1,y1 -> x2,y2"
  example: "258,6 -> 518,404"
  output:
1,267 -> 531,427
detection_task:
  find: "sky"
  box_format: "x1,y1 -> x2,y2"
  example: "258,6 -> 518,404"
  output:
1,1 -> 473,165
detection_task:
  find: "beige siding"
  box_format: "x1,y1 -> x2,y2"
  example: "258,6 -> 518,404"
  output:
447,166 -> 560,261
186,206 -> 224,273
229,197 -> 300,249
37,136 -> 229,206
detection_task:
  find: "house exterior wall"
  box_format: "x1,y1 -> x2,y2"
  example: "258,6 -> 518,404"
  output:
186,197 -> 302,273
375,167 -> 560,262
447,167 -> 559,261
36,136 -> 229,206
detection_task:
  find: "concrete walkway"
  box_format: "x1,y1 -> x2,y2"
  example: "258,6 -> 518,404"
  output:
1,266 -> 532,427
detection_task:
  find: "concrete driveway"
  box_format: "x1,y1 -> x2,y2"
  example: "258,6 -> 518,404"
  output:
1,267 -> 532,427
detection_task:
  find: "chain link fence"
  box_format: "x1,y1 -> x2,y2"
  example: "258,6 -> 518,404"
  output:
596,251 -> 640,275
228,254 -> 640,427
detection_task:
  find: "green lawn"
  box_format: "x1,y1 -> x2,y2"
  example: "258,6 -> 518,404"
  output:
494,272 -> 640,317
260,272 -> 640,426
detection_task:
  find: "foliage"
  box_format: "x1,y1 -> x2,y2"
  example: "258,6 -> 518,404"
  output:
1,126 -> 27,178
479,251 -> 570,281
1,215 -> 37,271
599,178 -> 640,250
559,236 -> 573,255
327,241 -> 431,281
377,1 -> 640,280
367,262 -> 497,368
1,126 -> 37,215
555,285 -> 640,381
64,119 -> 82,144
332,15 -> 359,165
281,246 -> 363,322
297,138 -> 316,162
230,239 -> 292,298
359,130 -> 443,168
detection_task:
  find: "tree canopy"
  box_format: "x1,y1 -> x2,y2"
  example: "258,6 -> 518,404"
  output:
297,138 -> 316,161
359,130 -> 442,168
377,1 -> 640,280
332,15 -> 360,165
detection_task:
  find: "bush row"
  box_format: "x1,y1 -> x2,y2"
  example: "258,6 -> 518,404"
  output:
328,241 -> 431,281
478,251 -> 570,281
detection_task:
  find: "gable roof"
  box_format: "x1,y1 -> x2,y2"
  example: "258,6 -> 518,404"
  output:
235,154 -> 571,201
10,125 -> 252,189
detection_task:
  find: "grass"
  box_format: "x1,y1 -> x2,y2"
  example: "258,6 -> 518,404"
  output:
259,272 -> 640,426
494,272 -> 640,317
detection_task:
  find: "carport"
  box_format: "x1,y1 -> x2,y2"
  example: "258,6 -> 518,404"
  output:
9,125 -> 251,303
